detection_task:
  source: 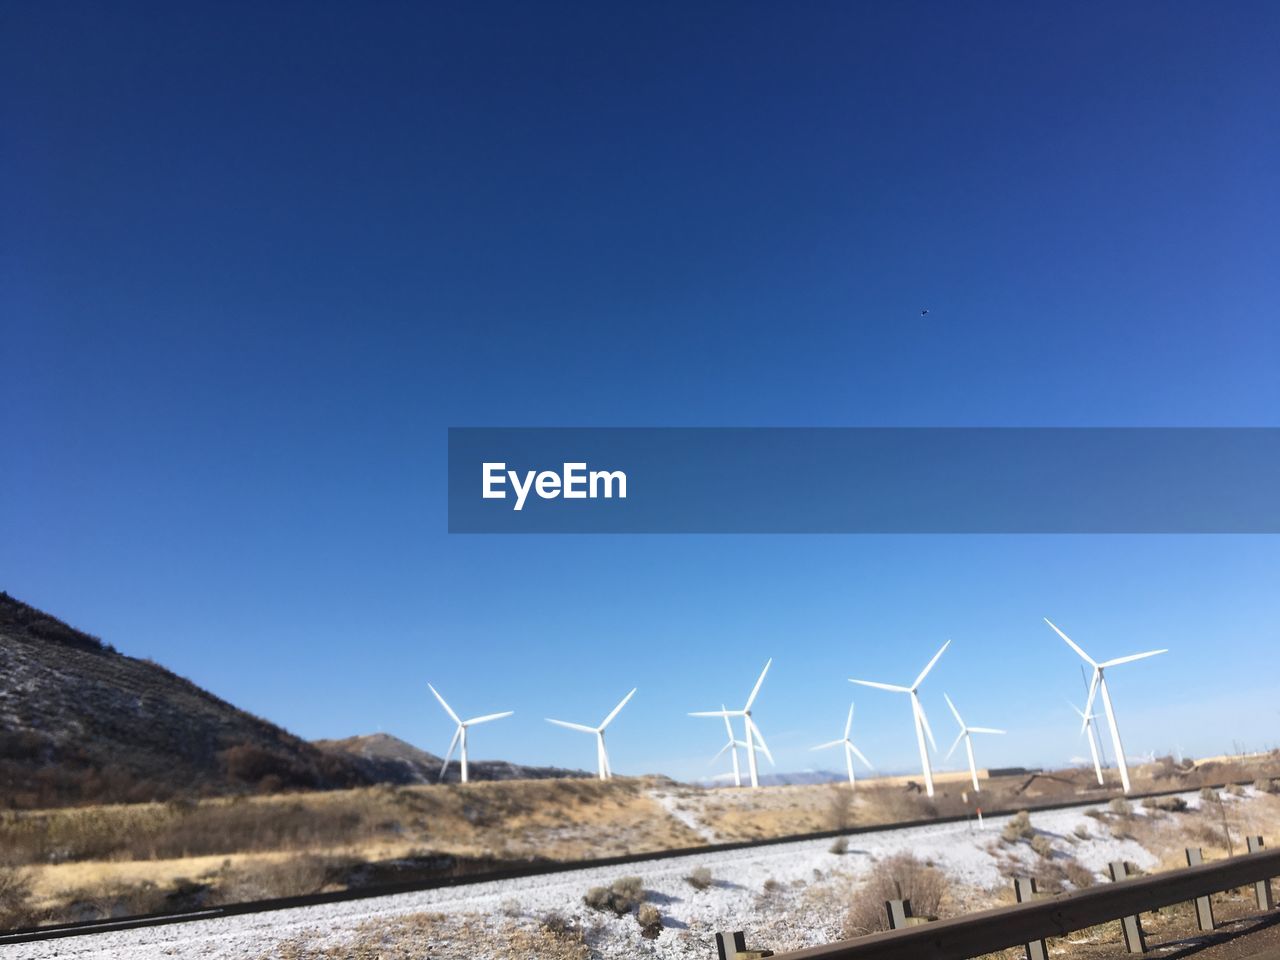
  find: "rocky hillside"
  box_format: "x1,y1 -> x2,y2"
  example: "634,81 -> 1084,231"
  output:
0,594 -> 585,808
316,732 -> 588,784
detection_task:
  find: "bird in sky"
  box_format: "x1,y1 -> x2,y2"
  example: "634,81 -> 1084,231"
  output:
920,309 -> 929,317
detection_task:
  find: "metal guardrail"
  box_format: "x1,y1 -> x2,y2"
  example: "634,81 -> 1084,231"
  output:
721,841 -> 1280,960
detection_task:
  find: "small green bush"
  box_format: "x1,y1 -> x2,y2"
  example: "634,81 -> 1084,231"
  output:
1030,835 -> 1054,859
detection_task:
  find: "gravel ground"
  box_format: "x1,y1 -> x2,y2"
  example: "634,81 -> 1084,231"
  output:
10,792 -> 1219,960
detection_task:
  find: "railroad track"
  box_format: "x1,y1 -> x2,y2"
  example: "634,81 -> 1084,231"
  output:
0,776 -> 1264,946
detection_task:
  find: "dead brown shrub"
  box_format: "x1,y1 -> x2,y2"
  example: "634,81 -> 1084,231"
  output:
842,854 -> 948,937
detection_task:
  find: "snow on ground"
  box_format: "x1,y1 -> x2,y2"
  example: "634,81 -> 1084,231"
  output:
8,791 -> 1223,960
647,788 -> 722,843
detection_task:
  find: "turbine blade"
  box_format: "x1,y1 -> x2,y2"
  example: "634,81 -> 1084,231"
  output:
546,719 -> 596,733
748,717 -> 774,765
439,727 -> 460,781
849,679 -> 911,693
968,727 -> 1006,735
912,639 -> 951,689
945,731 -> 965,761
943,692 -> 964,727
690,710 -> 738,718
744,658 -> 772,711
811,740 -> 843,751
1099,650 -> 1168,668
600,687 -> 637,729
1044,618 -> 1097,667
849,743 -> 873,769
428,683 -> 461,725
710,741 -> 732,763
914,695 -> 938,752
1081,671 -> 1100,734
844,703 -> 855,739
464,711 -> 514,726
721,705 -> 733,740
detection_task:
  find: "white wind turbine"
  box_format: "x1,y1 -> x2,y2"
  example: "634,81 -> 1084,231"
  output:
850,640 -> 949,797
690,659 -> 774,789
1069,699 -> 1105,786
942,693 -> 1005,793
710,704 -> 749,787
546,688 -> 636,780
811,702 -> 873,787
428,683 -> 513,784
1045,618 -> 1167,794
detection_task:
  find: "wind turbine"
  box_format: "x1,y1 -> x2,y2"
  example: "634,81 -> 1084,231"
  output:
690,659 -> 774,789
710,704 -> 749,787
428,683 -> 513,784
811,702 -> 873,787
546,688 -> 636,780
942,693 -> 1005,793
1045,618 -> 1167,794
850,640 -> 949,797
1069,699 -> 1105,786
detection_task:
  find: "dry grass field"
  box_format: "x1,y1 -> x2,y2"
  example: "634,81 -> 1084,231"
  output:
3,753 -> 1277,932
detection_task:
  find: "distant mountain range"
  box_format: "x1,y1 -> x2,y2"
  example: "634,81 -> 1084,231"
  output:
315,732 -> 586,784
0,593 -> 584,808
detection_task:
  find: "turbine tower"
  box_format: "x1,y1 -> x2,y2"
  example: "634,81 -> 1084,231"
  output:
546,688 -> 636,780
850,640 -> 949,797
942,693 -> 1005,793
1045,618 -> 1167,794
1069,699 -> 1105,786
690,659 -> 774,788
710,704 -> 749,787
428,683 -> 513,784
811,702 -> 873,787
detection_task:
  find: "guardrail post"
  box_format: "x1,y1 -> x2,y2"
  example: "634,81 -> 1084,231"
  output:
886,898 -> 935,929
1014,877 -> 1049,960
1184,849 -> 1215,931
715,931 -> 774,960
1246,837 -> 1274,910
886,899 -> 911,930
1109,861 -> 1148,953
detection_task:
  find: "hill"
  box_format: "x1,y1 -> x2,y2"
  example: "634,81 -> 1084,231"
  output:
315,732 -> 589,784
0,593 -> 585,808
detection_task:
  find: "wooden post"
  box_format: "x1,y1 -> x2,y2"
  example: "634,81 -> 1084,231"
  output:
1246,837 -> 1274,910
715,931 -> 774,960
1109,861 -> 1147,953
1185,849 -> 1215,931
1014,877 -> 1049,960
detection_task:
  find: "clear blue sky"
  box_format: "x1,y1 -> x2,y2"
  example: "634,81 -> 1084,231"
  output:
3,2 -> 1278,781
